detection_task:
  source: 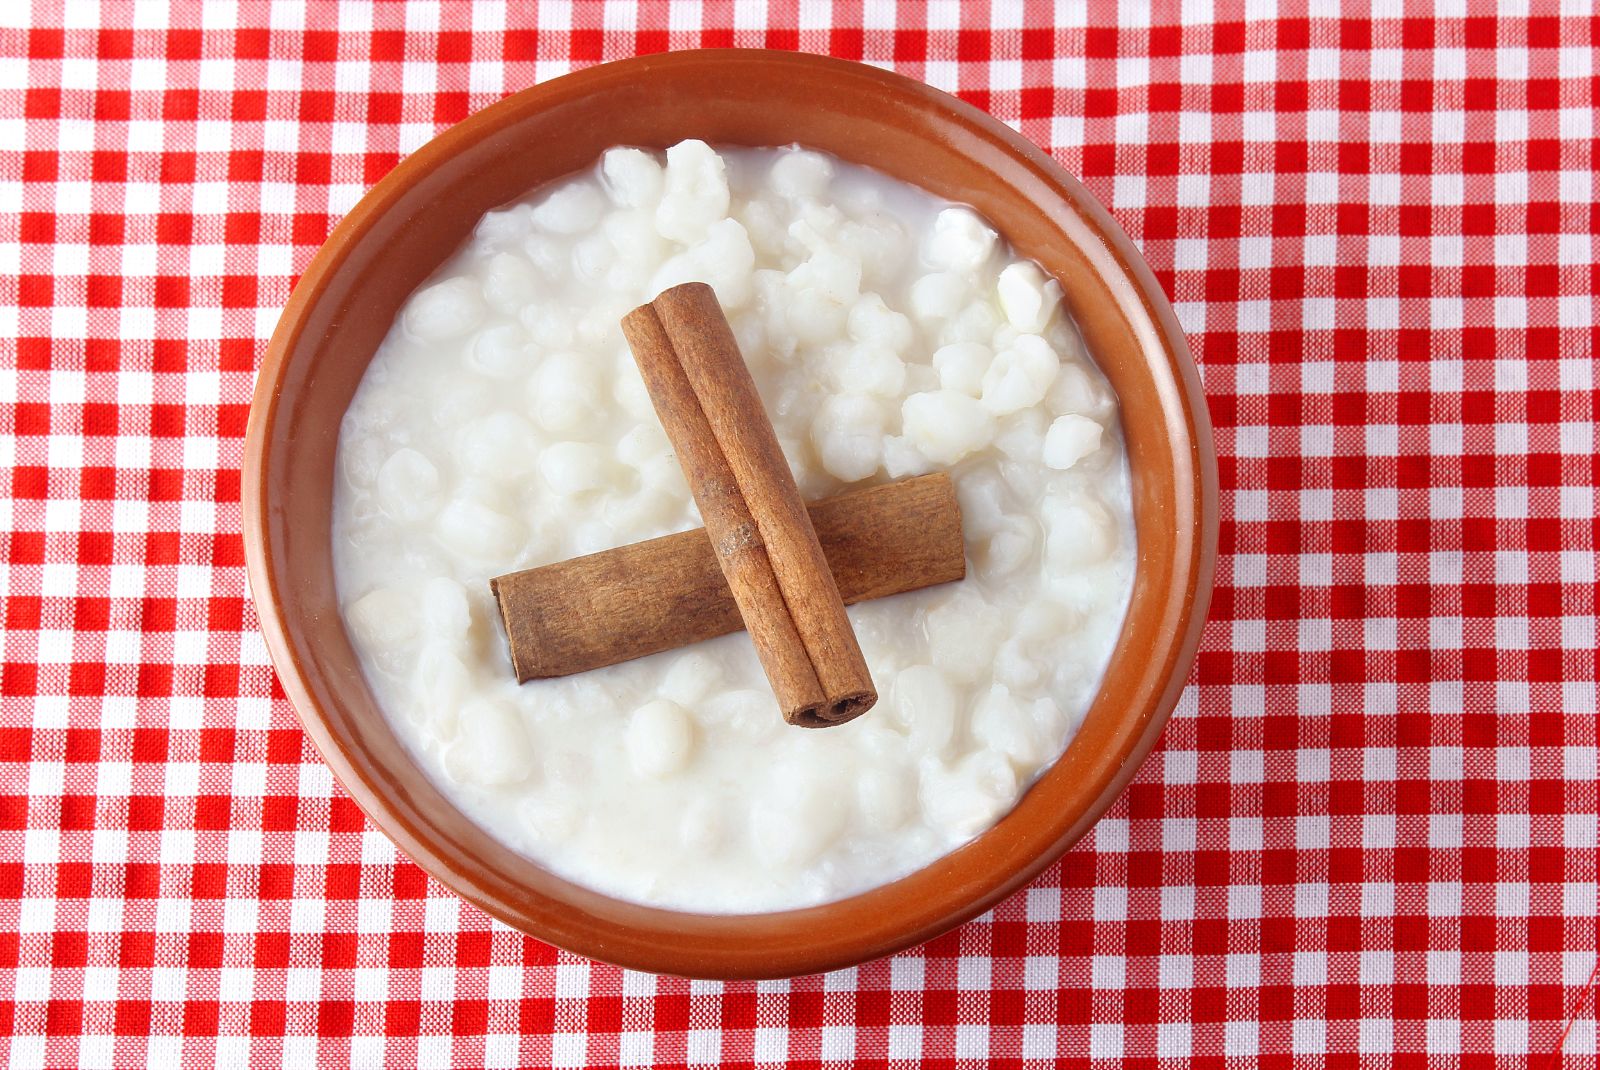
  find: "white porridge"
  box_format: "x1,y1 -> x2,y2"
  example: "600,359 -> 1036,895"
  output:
331,141 -> 1135,913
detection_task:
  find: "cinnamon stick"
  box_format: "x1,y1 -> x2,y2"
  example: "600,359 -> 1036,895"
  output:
621,282 -> 877,727
491,473 -> 964,684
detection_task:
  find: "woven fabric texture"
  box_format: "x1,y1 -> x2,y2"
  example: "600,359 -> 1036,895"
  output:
1,3 -> 1596,1067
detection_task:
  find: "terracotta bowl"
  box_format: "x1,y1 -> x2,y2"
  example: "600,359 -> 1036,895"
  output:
244,49 -> 1217,979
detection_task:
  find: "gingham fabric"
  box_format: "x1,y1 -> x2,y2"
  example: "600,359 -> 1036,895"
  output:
2,2 -> 1597,1067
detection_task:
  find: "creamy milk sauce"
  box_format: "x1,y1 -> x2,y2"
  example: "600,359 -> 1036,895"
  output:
331,142 -> 1135,912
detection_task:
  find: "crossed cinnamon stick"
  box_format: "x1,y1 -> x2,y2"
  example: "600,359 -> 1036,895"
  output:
491,284 -> 966,728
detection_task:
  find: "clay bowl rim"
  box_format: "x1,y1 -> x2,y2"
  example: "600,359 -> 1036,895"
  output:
244,49 -> 1217,980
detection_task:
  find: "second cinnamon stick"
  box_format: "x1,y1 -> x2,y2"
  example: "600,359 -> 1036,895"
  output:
491,474 -> 964,683
621,282 -> 877,728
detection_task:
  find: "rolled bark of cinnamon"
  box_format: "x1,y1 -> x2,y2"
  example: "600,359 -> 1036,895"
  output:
492,473 -> 964,684
621,282 -> 877,727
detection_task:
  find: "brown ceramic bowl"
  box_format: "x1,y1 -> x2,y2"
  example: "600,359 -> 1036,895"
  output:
244,49 -> 1217,979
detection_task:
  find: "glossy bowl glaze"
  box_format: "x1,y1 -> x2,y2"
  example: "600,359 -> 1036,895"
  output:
243,49 -> 1217,979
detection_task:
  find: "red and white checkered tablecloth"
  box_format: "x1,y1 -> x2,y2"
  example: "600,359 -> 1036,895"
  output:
2,2 -> 1597,1066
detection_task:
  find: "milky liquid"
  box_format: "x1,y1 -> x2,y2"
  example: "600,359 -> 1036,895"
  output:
331,142 -> 1135,913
